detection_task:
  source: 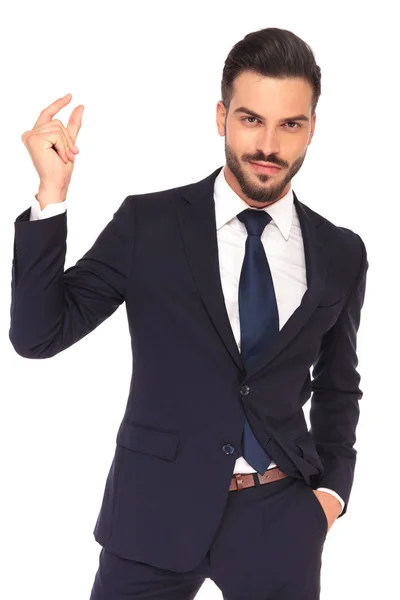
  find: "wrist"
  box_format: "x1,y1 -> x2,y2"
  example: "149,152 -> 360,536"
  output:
36,186 -> 68,209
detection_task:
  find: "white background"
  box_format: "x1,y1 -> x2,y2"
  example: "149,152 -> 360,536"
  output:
1,1 -> 398,598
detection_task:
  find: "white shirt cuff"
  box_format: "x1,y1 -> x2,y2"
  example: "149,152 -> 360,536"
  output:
30,195 -> 67,221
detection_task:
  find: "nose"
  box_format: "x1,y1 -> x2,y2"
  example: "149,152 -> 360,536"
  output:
255,127 -> 281,158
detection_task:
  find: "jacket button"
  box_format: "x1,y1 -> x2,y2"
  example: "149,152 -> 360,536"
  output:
222,444 -> 235,455
240,385 -> 250,395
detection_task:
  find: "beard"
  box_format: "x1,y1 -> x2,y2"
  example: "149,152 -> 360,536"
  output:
225,139 -> 307,206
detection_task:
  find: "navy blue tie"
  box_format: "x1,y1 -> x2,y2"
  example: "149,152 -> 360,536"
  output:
237,208 -> 279,475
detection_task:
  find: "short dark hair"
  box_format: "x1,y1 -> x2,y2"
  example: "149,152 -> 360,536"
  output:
221,27 -> 321,115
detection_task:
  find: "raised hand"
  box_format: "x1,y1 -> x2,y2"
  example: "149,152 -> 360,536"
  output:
21,93 -> 84,206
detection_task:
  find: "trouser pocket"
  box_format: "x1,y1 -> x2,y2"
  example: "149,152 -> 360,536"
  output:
303,484 -> 329,535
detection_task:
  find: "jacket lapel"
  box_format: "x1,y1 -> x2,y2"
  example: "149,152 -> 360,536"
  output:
176,166 -> 328,381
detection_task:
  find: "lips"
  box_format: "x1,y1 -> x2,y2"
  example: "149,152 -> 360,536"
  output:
250,161 -> 282,174
251,161 -> 281,169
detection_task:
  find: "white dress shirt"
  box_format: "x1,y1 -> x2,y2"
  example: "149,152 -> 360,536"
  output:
29,170 -> 345,514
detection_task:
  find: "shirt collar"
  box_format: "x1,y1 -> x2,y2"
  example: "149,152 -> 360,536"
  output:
214,166 -> 294,241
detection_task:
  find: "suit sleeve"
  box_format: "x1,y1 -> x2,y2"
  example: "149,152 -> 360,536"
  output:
310,233 -> 368,517
9,195 -> 135,358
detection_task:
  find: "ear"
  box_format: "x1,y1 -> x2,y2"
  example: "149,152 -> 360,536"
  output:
216,100 -> 227,137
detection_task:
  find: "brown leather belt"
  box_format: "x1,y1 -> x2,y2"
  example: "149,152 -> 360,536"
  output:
229,467 -> 289,491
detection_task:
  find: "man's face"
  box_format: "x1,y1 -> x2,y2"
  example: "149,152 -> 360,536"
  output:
216,71 -> 316,207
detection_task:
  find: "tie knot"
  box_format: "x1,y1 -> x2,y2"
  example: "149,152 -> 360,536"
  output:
237,208 -> 272,236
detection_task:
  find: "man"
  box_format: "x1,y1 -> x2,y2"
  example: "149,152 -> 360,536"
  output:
10,27 -> 368,600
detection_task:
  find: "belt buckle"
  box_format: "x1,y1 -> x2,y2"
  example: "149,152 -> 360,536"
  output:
233,473 -> 246,491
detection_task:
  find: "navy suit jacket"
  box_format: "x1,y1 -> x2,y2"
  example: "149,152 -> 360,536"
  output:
9,165 -> 368,572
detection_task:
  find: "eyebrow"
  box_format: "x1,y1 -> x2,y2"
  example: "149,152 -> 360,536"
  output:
232,105 -> 310,123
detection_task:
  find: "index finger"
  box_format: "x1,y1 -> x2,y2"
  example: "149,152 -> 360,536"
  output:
66,104 -> 84,144
34,93 -> 72,128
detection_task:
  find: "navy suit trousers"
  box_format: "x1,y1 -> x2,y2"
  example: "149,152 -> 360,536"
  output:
89,474 -> 328,600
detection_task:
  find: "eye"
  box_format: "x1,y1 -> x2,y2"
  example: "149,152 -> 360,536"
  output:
242,117 -> 259,124
285,122 -> 300,129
